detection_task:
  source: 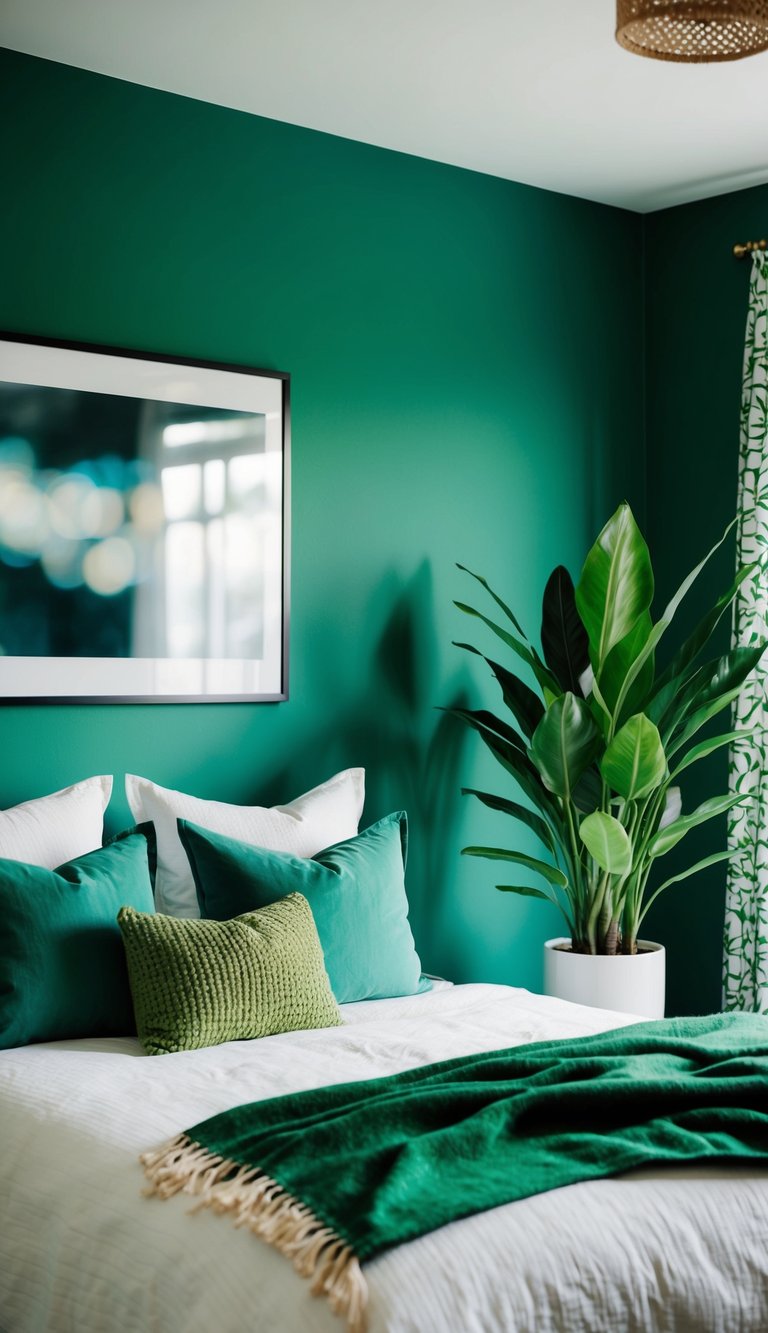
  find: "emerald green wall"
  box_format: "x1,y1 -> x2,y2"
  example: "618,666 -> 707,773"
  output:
0,49 -> 645,989
644,183 -> 768,1015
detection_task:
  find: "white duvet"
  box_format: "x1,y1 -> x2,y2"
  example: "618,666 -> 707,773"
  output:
1,981 -> 767,1333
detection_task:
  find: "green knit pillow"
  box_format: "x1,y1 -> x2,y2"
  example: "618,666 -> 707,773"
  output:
118,893 -> 341,1056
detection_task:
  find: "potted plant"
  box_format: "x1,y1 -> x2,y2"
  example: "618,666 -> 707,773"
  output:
452,503 -> 766,1018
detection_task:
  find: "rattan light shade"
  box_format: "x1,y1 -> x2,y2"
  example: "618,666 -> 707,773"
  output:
616,1 -> 768,61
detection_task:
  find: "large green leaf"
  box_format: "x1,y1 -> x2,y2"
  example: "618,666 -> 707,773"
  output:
666,643 -> 768,756
529,692 -> 602,799
496,884 -> 575,934
597,612 -> 655,722
491,659 -> 547,739
571,764 -> 602,814
461,846 -> 568,886
600,713 -> 667,801
496,884 -> 556,902
648,655 -> 724,739
448,706 -> 527,754
650,645 -> 764,745
671,729 -> 756,778
579,811 -> 632,875
652,562 -> 755,698
455,715 -> 562,827
575,504 -> 654,672
610,517 -> 740,727
540,566 -> 590,695
457,563 -> 528,639
645,673 -> 684,731
453,642 -> 544,738
461,787 -> 557,853
639,849 -> 737,923
454,603 -> 560,697
648,792 -> 746,858
671,687 -> 748,757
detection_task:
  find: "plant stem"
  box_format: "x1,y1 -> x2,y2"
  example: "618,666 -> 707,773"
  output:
623,784 -> 668,948
563,800 -> 583,913
585,870 -> 610,952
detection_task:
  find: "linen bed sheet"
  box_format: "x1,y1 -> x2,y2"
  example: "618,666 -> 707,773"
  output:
1,981 -> 767,1333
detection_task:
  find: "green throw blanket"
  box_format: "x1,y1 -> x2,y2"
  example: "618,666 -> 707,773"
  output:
142,1013 -> 768,1331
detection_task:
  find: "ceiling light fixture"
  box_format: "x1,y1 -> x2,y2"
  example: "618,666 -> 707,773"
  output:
616,1 -> 768,61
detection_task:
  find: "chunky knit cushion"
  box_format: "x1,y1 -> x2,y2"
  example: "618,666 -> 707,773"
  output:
118,893 -> 341,1056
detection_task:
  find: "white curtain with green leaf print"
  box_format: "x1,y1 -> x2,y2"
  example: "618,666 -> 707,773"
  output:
724,249 -> 768,1014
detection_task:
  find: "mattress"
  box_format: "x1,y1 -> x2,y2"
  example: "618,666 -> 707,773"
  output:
1,980 -> 767,1332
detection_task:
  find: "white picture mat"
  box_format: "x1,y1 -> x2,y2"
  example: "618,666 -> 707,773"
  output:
0,338 -> 288,699
0,340 -> 283,417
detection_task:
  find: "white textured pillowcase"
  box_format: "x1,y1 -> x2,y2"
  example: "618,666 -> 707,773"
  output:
125,769 -> 365,917
0,776 -> 113,869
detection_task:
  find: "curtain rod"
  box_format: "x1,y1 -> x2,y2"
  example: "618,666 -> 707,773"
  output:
733,239 -> 767,259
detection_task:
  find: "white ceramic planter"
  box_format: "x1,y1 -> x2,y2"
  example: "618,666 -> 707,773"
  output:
544,937 -> 665,1019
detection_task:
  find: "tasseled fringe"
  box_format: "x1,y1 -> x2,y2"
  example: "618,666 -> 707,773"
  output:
140,1134 -> 369,1333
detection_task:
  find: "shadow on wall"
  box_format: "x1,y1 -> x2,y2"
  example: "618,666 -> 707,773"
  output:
368,564 -> 470,957
263,562 -> 470,971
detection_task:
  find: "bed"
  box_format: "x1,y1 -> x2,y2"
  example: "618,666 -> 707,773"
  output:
2,978 -> 768,1333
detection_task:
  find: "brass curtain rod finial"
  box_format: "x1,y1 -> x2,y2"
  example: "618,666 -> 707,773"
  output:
734,239 -> 768,259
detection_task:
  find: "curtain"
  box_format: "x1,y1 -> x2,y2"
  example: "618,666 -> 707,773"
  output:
724,249 -> 768,1014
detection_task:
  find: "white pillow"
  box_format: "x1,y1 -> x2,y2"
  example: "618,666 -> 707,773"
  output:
125,768 -> 365,917
0,776 -> 113,869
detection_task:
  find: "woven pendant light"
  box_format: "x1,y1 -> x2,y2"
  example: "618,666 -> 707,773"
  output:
616,1 -> 768,61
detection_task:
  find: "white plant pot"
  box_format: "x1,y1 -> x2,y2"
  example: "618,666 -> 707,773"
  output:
544,937 -> 665,1019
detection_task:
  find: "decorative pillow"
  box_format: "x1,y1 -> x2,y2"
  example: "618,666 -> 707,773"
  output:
118,894 -> 342,1056
0,825 -> 156,1050
180,812 -> 429,1004
125,769 -> 365,919
0,775 -> 112,868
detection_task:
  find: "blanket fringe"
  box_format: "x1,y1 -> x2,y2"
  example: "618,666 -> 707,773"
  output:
140,1134 -> 368,1333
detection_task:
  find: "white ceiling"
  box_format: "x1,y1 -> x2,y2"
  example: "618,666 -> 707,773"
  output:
3,0 -> 768,213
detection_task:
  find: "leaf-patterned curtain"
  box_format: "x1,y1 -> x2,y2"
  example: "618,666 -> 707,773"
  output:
724,249 -> 768,1014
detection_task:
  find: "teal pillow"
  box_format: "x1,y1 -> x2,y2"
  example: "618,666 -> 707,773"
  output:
0,824 -> 156,1049
179,812 -> 430,1004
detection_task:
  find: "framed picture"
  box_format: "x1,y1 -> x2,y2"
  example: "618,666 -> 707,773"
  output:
0,333 -> 290,702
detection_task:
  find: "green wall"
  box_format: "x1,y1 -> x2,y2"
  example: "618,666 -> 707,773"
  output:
0,49 -> 646,990
644,182 -> 768,1014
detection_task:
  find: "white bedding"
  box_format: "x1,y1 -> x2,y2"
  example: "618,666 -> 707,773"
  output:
1,981 -> 767,1333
